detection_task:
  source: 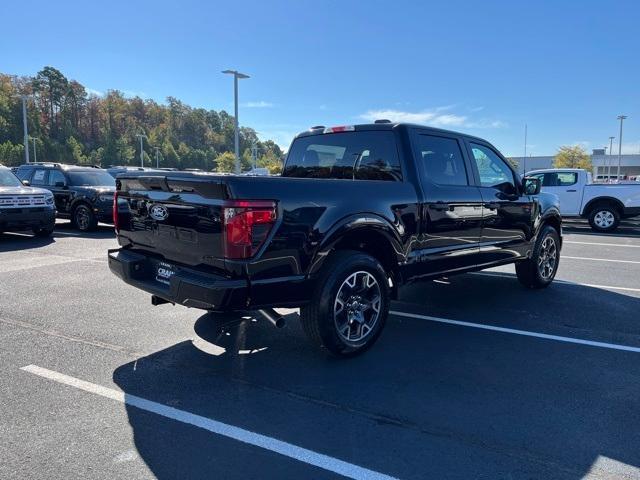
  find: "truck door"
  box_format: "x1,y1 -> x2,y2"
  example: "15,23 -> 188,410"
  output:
536,171 -> 581,215
411,131 -> 483,276
47,169 -> 72,213
466,141 -> 532,265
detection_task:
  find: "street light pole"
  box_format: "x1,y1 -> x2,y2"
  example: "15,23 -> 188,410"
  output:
154,147 -> 161,168
222,70 -> 250,174
608,136 -> 615,181
31,137 -> 37,163
135,134 -> 147,167
617,115 -> 627,181
20,95 -> 30,164
523,124 -> 527,175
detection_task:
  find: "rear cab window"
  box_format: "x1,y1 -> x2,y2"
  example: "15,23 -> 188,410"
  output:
283,131 -> 402,181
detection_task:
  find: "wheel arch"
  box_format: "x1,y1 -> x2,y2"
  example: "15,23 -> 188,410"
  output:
582,196 -> 625,217
309,214 -> 404,298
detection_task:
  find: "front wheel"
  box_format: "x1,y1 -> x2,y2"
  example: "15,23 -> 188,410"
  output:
516,225 -> 560,289
300,250 -> 390,357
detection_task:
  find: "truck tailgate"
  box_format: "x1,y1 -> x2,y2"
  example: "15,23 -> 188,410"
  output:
116,174 -> 229,269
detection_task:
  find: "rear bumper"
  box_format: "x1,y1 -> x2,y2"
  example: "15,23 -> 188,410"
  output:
108,248 -> 249,310
0,207 -> 56,232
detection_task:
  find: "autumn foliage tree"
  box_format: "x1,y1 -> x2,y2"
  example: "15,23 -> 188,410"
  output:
0,66 -> 284,171
553,145 -> 593,170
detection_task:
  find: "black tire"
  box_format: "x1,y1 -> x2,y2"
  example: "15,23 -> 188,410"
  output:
588,203 -> 620,232
32,227 -> 54,237
73,204 -> 98,232
516,225 -> 560,289
300,250 -> 390,357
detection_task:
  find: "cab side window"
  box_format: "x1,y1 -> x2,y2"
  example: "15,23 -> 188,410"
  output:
48,170 -> 66,186
470,143 -> 516,194
31,169 -> 48,186
416,134 -> 469,186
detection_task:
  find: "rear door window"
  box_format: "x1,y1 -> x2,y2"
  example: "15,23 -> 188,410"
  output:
283,131 -> 402,181
414,134 -> 469,186
31,169 -> 49,186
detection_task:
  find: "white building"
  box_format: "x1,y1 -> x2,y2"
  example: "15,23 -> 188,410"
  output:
509,150 -> 640,180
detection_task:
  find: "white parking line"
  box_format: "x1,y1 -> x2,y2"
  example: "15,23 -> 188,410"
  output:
563,256 -> 640,265
564,241 -> 640,248
389,312 -> 640,353
471,271 -> 640,293
20,365 -> 398,480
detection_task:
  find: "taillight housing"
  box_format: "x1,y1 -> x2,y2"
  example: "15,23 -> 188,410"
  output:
113,190 -> 119,233
222,200 -> 277,259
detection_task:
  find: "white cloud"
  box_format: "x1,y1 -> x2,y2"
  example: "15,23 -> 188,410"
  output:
86,88 -> 103,97
243,101 -> 274,108
359,109 -> 467,126
359,107 -> 506,129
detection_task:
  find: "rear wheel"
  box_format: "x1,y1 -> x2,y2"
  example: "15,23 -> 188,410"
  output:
588,204 -> 620,232
73,204 -> 97,232
516,225 -> 560,289
300,250 -> 390,357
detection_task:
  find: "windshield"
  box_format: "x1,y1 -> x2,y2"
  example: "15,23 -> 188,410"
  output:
67,170 -> 116,187
0,169 -> 22,187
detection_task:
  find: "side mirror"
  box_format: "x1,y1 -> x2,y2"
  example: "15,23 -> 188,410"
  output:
55,181 -> 67,188
21,179 -> 30,186
523,176 -> 541,195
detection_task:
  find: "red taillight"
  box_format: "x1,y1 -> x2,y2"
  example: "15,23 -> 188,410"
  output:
222,200 -> 277,259
113,190 -> 119,233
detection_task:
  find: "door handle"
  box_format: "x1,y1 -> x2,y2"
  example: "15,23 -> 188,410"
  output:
429,202 -> 450,211
484,202 -> 500,210
566,189 -> 577,192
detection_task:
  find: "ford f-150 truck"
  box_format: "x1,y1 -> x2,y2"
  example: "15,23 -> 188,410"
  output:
109,122 -> 562,356
527,168 -> 640,232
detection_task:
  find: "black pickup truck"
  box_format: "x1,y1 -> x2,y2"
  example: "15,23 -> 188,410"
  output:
109,122 -> 562,356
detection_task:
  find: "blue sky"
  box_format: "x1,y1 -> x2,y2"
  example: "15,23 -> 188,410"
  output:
2,0 -> 639,156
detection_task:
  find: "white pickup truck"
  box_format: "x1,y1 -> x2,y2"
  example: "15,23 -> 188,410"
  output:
527,168 -> 640,232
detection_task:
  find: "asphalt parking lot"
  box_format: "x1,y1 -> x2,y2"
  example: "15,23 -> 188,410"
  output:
1,219 -> 639,480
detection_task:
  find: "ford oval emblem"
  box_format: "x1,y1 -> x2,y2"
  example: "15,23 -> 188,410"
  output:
149,204 -> 169,221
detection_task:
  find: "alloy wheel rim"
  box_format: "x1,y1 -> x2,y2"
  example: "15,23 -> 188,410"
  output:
76,207 -> 90,230
537,236 -> 557,280
594,210 -> 614,228
334,271 -> 382,344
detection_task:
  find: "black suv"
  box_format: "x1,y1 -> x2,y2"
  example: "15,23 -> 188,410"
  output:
16,163 -> 115,231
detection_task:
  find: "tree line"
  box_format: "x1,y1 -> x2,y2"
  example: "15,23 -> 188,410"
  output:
0,66 -> 284,173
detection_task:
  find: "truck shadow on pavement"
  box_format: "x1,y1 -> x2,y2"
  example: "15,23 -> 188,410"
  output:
112,274 -> 640,479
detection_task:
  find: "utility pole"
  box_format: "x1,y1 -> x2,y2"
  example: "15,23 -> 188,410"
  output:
222,70 -> 250,174
154,147 -> 160,168
135,134 -> 147,167
616,115 -> 627,181
608,136 -> 615,181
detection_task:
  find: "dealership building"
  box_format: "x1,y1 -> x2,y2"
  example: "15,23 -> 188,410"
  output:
509,150 -> 640,179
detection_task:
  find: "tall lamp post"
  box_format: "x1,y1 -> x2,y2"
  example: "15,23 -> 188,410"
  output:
608,136 -> 615,181
154,146 -> 161,168
31,136 -> 37,163
222,69 -> 250,174
135,134 -> 147,167
616,115 -> 627,181
14,95 -> 31,163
